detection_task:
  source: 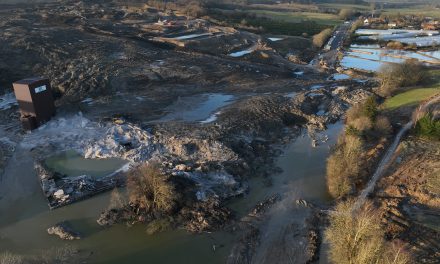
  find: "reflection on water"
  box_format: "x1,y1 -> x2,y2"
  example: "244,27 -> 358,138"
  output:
0,121 -> 342,263
158,93 -> 235,123
341,44 -> 440,72
228,122 -> 342,216
45,150 -> 127,178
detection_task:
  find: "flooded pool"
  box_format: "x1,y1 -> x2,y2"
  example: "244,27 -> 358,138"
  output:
45,150 -> 127,178
341,43 -> 440,72
0,122 -> 342,263
157,93 -> 235,123
228,122 -> 342,215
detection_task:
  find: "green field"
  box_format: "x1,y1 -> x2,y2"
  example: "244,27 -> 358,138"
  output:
317,3 -> 370,11
250,10 -> 342,25
383,87 -> 440,110
382,5 -> 440,19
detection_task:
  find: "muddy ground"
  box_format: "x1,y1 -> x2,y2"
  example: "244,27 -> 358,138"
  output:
374,134 -> 440,264
0,0 -> 379,263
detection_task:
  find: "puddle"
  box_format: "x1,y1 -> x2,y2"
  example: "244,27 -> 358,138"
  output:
45,150 -> 127,178
229,46 -> 256,57
0,92 -> 17,110
172,33 -> 211,40
268,37 -> 284,42
200,111 -> 222,124
331,73 -> 350,80
311,84 -> 324,90
293,71 -> 304,78
285,92 -> 297,98
157,93 -> 235,123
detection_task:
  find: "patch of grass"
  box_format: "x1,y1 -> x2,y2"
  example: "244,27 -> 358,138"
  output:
383,88 -> 440,110
250,10 -> 341,25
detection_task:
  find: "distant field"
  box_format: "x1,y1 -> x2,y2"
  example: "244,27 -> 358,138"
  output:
382,6 -> 440,19
250,10 -> 342,26
383,87 -> 440,109
317,3 -> 370,11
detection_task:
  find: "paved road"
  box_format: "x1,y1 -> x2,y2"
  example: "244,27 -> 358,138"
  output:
311,21 -> 353,69
328,22 -> 352,51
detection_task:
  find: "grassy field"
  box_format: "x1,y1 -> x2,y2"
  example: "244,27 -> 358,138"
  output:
317,3 -> 370,11
383,87 -> 440,109
250,10 -> 341,25
382,5 -> 440,19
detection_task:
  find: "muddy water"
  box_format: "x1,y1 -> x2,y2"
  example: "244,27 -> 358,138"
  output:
0,123 -> 342,263
157,93 -> 235,123
45,150 -> 127,178
228,123 -> 341,216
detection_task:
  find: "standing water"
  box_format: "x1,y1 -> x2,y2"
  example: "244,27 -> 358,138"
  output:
0,122 -> 342,263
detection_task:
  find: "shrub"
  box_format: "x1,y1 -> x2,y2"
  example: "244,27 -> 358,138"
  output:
127,163 -> 176,214
325,200 -> 411,264
415,113 -> 440,140
363,96 -> 379,122
338,9 -> 354,20
350,116 -> 373,133
108,188 -> 126,210
374,115 -> 392,135
387,41 -> 404,49
312,28 -> 333,48
377,60 -> 428,97
326,135 -> 364,198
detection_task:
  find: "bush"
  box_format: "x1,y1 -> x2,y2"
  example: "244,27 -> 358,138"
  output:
415,113 -> 440,140
325,200 -> 411,264
326,135 -> 364,198
377,60 -> 428,97
108,188 -> 126,210
127,163 -> 176,214
387,41 -> 404,49
312,28 -> 333,48
338,9 -> 354,20
350,116 -> 373,133
346,96 -> 378,124
374,115 -> 392,135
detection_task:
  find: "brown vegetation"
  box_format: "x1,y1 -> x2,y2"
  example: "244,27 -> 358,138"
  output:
127,163 -> 176,214
377,60 -> 428,97
327,96 -> 392,199
312,28 -> 333,48
338,9 -> 354,20
325,200 -> 411,264
326,135 -> 364,198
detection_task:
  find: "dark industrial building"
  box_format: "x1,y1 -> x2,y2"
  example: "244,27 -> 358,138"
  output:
13,77 -> 55,130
